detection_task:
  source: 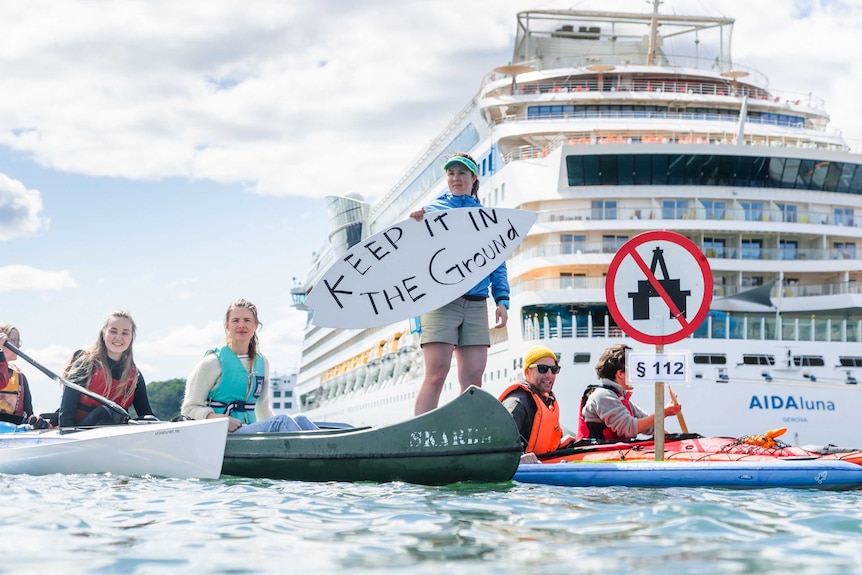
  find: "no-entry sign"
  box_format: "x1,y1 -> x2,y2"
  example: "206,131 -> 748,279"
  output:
606,231 -> 713,345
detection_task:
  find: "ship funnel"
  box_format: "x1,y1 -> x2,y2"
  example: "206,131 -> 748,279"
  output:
324,194 -> 369,256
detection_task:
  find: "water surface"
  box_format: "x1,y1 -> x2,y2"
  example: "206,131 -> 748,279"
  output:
3,475 -> 861,574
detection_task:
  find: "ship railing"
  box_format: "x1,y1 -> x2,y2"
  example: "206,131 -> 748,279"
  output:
511,277 -> 862,300
502,135 -> 849,165
511,110 -> 806,127
481,56 -> 769,90
522,310 -> 862,344
496,109 -> 814,130
510,240 -> 859,269
481,73 -> 822,110
527,207 -> 859,229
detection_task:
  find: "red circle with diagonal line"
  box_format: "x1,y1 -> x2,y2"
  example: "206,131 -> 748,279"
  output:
606,230 -> 713,345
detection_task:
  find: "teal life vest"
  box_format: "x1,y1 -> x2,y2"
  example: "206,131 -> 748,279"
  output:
205,346 -> 265,424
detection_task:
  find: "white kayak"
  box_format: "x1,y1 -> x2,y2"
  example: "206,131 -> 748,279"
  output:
0,418 -> 229,479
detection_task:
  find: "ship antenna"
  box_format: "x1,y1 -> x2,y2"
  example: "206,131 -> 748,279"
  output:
647,0 -> 662,65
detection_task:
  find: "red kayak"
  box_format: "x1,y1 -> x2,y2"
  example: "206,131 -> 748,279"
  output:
540,430 -> 862,466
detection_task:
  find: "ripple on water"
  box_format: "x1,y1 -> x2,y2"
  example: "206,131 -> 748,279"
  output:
1,474 -> 861,574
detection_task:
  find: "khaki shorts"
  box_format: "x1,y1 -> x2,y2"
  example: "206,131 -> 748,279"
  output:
419,297 -> 490,347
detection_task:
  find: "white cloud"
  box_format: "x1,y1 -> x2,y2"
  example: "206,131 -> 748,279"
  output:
0,265 -> 76,291
0,174 -> 47,240
138,321 -> 225,359
0,0 -> 859,201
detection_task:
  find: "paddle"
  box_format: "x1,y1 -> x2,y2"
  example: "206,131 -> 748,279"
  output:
2,341 -> 130,421
667,384 -> 688,433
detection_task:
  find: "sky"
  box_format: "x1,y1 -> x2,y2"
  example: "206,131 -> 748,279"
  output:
1,0 -> 860,413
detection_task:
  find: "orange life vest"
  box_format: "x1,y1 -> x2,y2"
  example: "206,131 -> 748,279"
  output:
499,382 -> 563,455
0,365 -> 24,418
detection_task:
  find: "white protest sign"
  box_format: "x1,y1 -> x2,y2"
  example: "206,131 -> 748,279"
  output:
305,207 -> 537,328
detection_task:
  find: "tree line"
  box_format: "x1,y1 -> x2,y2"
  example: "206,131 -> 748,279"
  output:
145,378 -> 186,421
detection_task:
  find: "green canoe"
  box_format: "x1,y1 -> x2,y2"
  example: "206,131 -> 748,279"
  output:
221,386 -> 522,485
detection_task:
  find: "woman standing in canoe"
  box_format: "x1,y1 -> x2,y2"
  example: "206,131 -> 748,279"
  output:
181,298 -> 317,433
60,310 -> 155,426
408,153 -> 510,415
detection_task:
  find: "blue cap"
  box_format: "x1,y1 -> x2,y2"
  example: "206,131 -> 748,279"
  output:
443,155 -> 478,176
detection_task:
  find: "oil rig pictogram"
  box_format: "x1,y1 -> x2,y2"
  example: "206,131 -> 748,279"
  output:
627,246 -> 691,320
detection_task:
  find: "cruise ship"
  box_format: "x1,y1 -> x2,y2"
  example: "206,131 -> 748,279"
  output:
290,4 -> 862,447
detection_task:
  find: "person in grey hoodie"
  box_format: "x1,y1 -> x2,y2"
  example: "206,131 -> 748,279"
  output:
576,344 -> 680,441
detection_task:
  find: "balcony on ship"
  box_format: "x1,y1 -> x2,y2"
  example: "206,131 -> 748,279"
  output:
516,297 -> 862,345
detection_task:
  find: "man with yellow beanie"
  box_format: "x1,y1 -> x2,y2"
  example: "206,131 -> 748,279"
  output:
499,345 -> 575,463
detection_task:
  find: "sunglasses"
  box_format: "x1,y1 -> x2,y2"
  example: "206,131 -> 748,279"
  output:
529,364 -> 560,374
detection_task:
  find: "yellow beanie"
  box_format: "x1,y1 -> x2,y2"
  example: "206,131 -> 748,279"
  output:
523,345 -> 558,375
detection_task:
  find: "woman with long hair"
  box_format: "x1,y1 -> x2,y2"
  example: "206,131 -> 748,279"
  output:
181,299 -> 317,433
59,310 -> 154,426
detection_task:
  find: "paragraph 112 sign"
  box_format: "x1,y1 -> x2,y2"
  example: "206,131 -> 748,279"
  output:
606,230 -> 713,345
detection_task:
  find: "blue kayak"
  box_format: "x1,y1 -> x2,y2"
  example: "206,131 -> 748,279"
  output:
514,460 -> 862,490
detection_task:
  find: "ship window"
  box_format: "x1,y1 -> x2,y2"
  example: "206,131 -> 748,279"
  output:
798,159 -> 820,189
834,208 -> 853,226
651,154 -> 669,185
563,153 -> 862,195
561,273 -> 586,289
703,238 -> 725,258
717,155 -> 735,185
702,200 -> 726,220
753,157 -> 773,187
618,155 -> 634,185
777,203 -> 798,223
734,156 -> 754,187
742,354 -> 775,365
740,202 -> 764,221
701,155 -> 720,184
837,163 -> 857,194
599,156 -> 618,185
779,240 -> 797,260
693,353 -> 727,365
839,357 -> 862,367
668,155 -> 685,184
741,239 -> 762,259
573,353 -> 591,364
823,162 -> 842,191
685,155 -> 705,184
580,155 -> 603,185
591,200 -> 616,220
561,234 -> 586,254
662,200 -> 689,220
833,242 -> 856,259
602,235 -> 627,253
793,355 -> 825,367
780,158 -> 801,189
634,155 -> 652,184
